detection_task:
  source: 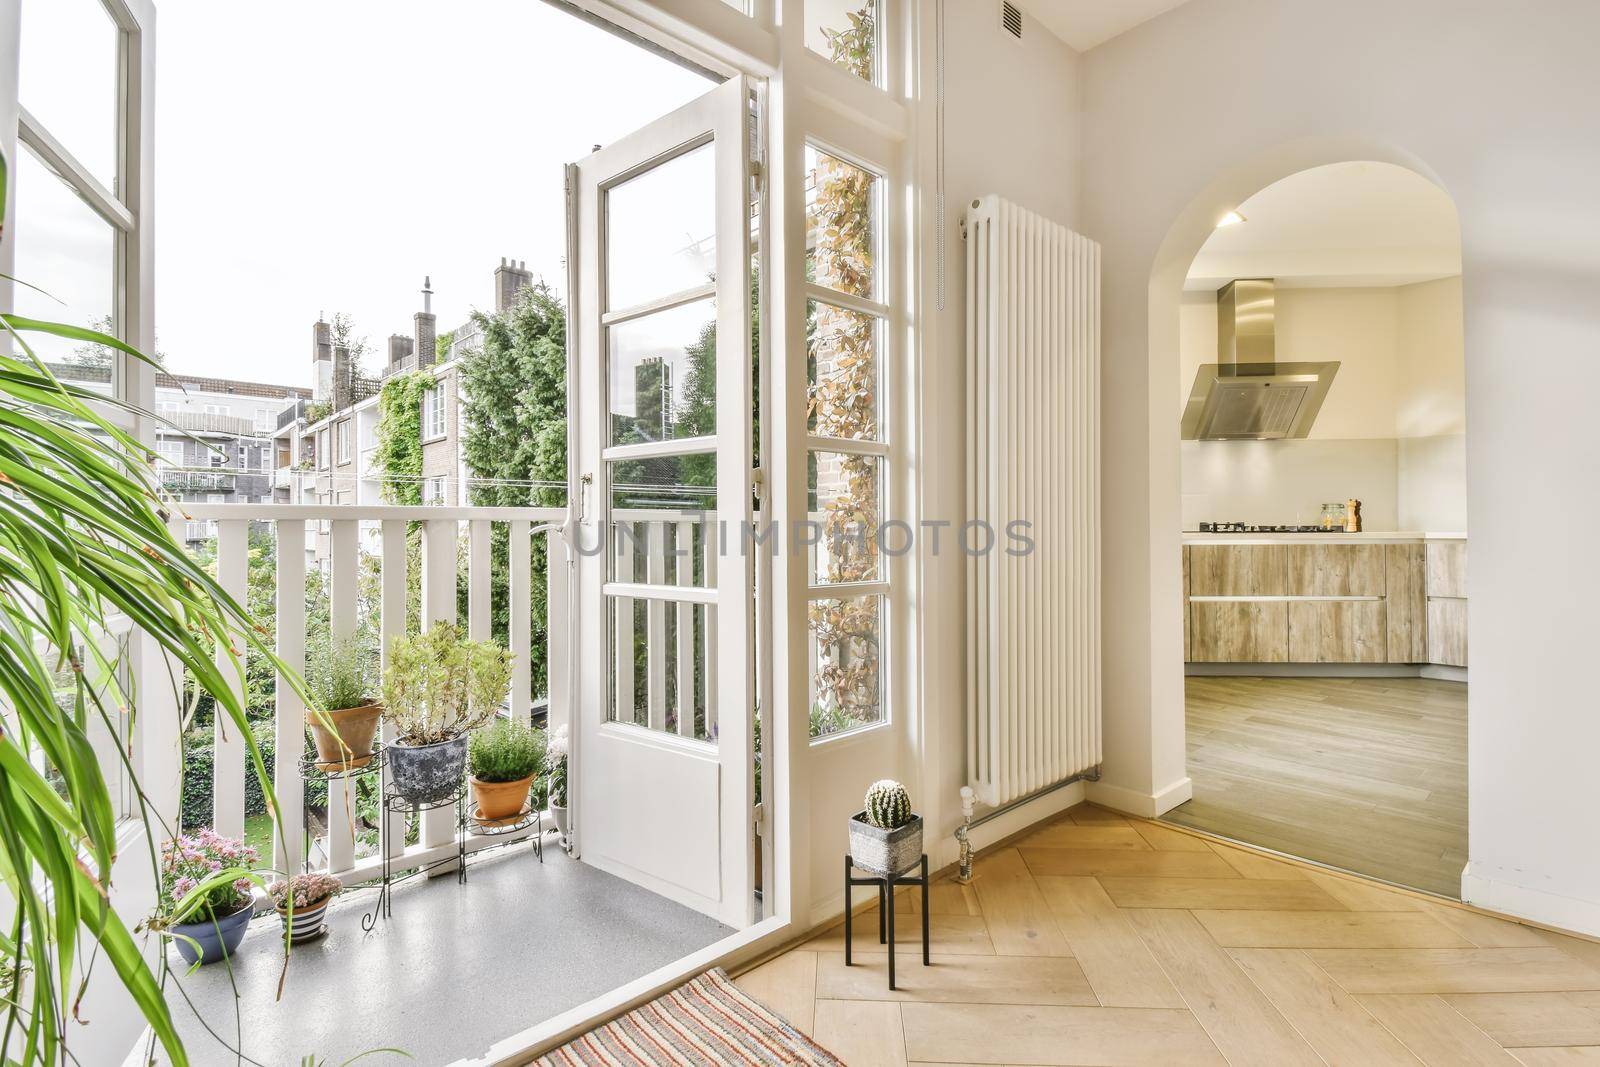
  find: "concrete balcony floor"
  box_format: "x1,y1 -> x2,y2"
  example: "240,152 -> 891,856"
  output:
160,838 -> 732,1064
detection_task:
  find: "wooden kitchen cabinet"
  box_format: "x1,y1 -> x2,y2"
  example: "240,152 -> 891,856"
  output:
1285,544 -> 1386,596
1427,597 -> 1468,666
1182,546 -> 1191,661
1384,542 -> 1427,663
1189,544 -> 1289,596
1288,600 -> 1387,663
1426,541 -> 1467,598
1190,601 -> 1288,662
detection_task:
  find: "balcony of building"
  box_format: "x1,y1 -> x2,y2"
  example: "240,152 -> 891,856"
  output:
154,502 -> 736,1065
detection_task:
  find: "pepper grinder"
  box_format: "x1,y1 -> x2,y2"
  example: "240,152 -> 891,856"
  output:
1344,498 -> 1362,532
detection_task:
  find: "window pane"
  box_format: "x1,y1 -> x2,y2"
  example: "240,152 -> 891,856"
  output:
807,300 -> 880,441
606,142 -> 717,311
609,456 -> 717,589
809,451 -> 881,584
608,595 -> 715,742
806,0 -> 880,84
808,595 -> 883,738
609,298 -> 717,447
18,0 -> 120,189
11,145 -> 117,382
805,146 -> 879,299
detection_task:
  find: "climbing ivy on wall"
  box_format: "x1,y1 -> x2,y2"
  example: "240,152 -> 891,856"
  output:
375,369 -> 433,505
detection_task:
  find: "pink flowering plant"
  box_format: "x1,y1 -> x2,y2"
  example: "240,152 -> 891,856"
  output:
268,873 -> 342,912
159,829 -> 262,923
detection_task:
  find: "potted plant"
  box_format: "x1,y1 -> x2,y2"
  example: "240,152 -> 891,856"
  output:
468,719 -> 546,823
381,621 -> 513,804
547,724 -> 570,839
268,873 -> 342,943
307,634 -> 382,772
160,830 -> 261,966
848,780 -> 923,876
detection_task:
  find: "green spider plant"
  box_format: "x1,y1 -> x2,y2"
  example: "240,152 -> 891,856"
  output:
0,145 -> 310,1064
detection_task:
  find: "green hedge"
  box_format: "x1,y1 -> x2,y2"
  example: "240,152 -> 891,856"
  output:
181,723 -> 329,833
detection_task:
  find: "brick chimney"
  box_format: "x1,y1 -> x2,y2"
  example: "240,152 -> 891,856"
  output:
494,257 -> 533,313
311,316 -> 333,402
414,277 -> 437,369
387,334 -> 414,370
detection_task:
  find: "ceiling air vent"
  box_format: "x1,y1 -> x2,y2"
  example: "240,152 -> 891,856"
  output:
1001,1 -> 1023,38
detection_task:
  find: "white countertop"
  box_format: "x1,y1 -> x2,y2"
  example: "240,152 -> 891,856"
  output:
1182,530 -> 1467,545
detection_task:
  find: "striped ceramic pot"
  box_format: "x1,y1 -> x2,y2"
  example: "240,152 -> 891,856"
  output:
277,896 -> 331,941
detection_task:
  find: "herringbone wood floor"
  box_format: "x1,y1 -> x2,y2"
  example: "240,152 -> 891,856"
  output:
734,803 -> 1600,1066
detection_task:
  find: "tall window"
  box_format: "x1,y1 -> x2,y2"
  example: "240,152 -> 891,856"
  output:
12,1 -> 134,399
421,381 -> 447,440
336,418 -> 352,462
804,142 -> 887,739
806,0 -> 882,87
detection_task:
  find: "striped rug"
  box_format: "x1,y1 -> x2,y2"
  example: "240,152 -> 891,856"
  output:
537,968 -> 843,1066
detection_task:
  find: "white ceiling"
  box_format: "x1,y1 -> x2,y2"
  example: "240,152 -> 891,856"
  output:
1185,161 -> 1462,291
1019,0 -> 1193,52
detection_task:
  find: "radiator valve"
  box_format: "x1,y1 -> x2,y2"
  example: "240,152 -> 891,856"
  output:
955,786 -> 976,884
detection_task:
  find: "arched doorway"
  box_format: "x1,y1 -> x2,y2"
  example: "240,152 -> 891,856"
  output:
1149,154 -> 1469,897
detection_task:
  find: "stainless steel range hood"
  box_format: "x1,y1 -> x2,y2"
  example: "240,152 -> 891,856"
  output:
1180,279 -> 1340,441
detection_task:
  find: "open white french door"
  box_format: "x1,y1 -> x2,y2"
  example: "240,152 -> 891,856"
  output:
570,76 -> 756,928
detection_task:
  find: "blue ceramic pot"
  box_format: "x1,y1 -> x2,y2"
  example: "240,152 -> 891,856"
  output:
171,901 -> 252,966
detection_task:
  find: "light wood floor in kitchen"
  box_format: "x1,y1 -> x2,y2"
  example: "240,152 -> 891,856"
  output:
734,803 -> 1600,1067
1164,676 -> 1468,897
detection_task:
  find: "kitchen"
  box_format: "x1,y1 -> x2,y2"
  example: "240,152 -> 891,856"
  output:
1160,162 -> 1470,897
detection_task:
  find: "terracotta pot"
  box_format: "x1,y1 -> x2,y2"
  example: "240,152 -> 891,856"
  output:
308,702 -> 382,771
471,774 -> 534,822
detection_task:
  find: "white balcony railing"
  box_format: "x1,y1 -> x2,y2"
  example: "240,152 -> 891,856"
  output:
180,504 -> 569,884
175,502 -> 716,886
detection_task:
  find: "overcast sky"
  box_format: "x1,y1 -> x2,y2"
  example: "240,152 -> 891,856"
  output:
153,0 -> 712,384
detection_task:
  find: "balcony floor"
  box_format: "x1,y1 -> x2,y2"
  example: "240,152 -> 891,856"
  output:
161,839 -> 733,1065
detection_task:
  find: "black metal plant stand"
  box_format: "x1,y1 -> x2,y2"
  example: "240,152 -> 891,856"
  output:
299,744 -> 386,876
361,782 -> 468,932
843,854 -> 929,990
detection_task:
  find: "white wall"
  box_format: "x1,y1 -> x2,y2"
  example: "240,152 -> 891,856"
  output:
1081,0 -> 1600,932
1181,439 -> 1399,529
1179,283 -> 1465,529
915,0 -> 1083,856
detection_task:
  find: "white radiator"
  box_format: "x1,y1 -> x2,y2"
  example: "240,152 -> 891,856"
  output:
965,195 -> 1102,808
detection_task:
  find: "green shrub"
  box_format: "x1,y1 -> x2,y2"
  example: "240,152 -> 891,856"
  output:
469,719 -> 545,783
307,633 -> 375,711
382,621 -> 513,744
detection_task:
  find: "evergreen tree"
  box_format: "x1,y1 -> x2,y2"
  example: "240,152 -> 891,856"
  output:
459,281 -> 567,697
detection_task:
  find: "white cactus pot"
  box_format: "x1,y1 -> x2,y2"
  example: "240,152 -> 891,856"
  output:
848,811 -> 923,877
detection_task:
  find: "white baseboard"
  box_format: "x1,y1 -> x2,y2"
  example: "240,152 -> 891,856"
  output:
1187,662 -> 1423,678
1462,862 -> 1600,939
1086,776 -> 1193,818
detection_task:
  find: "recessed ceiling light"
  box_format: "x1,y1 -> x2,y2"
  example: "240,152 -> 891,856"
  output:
1216,210 -> 1246,228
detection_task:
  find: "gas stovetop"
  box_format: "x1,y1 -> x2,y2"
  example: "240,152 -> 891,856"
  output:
1197,522 -> 1345,533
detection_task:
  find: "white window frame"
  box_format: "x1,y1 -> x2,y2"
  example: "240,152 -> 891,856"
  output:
802,134 -> 893,746
316,428 -> 330,470
6,0 -> 160,826
421,379 -> 447,441
336,418 -> 352,463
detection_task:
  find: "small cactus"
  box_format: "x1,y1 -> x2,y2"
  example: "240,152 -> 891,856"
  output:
864,779 -> 913,829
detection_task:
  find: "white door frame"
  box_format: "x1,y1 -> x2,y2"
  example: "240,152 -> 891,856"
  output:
571,76 -> 756,928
